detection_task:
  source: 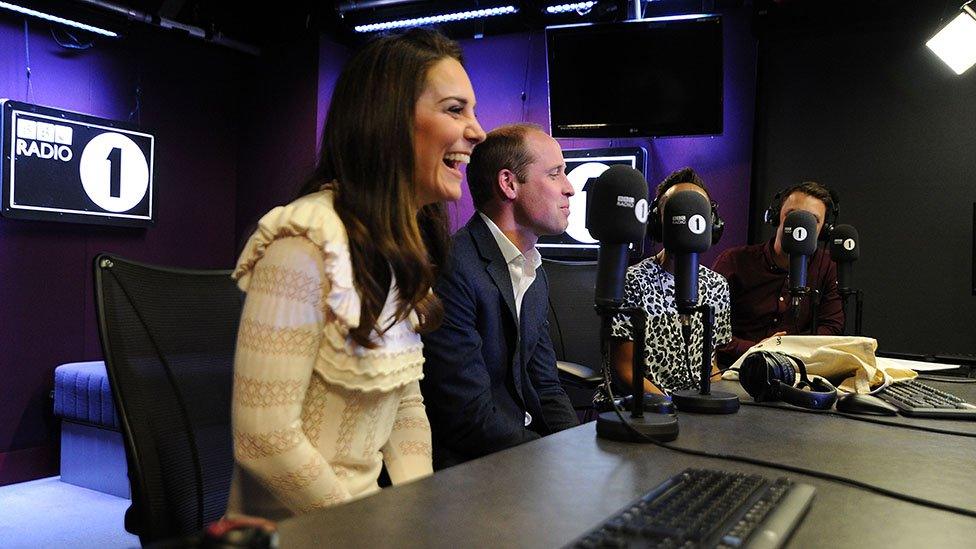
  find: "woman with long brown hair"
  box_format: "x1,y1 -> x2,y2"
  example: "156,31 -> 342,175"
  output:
225,29 -> 485,520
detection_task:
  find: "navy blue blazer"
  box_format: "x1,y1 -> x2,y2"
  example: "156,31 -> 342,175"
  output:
421,214 -> 578,469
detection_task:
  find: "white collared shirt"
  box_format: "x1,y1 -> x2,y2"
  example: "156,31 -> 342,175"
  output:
478,212 -> 542,321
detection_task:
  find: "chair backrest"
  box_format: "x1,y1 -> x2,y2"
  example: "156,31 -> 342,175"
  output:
94,253 -> 242,544
543,258 -> 602,370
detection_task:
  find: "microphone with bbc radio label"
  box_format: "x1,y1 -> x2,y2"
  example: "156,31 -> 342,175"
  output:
829,224 -> 859,293
781,210 -> 819,298
662,190 -> 739,414
661,190 -> 713,318
586,166 -> 680,443
830,224 -> 863,335
586,165 -> 649,308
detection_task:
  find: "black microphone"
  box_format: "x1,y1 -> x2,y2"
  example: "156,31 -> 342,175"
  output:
586,165 -> 649,308
829,224 -> 859,292
661,190 -> 712,317
781,210 -> 819,300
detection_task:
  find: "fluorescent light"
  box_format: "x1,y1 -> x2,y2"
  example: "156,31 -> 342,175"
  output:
547,13 -> 716,30
639,13 -> 714,22
546,2 -> 596,14
0,1 -> 118,37
926,5 -> 976,75
353,5 -> 518,33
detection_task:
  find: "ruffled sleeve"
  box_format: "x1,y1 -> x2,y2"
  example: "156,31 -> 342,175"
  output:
233,190 -> 425,393
234,190 -> 360,329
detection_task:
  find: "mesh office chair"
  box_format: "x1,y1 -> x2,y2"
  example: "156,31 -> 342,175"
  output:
543,259 -> 603,414
94,254 -> 242,544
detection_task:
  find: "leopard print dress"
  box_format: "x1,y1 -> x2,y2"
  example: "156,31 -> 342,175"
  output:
610,257 -> 732,393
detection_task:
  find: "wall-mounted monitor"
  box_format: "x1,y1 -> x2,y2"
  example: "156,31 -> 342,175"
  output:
1,99 -> 155,227
538,146 -> 646,260
546,16 -> 723,138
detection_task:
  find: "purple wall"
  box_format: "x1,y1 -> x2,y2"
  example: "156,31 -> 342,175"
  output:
235,37 -> 321,247
453,8 -> 758,264
0,20 -> 246,484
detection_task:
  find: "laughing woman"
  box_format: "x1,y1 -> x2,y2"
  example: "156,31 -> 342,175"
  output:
225,29 -> 486,520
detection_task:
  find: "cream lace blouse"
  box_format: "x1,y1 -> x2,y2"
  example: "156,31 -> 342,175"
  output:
224,189 -> 433,521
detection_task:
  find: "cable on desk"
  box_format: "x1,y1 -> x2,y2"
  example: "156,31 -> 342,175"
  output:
738,400 -> 976,439
602,392 -> 976,520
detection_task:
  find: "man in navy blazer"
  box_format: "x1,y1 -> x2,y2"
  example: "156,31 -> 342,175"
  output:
421,123 -> 579,469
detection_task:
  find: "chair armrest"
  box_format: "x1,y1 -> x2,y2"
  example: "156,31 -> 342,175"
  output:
557,360 -> 602,385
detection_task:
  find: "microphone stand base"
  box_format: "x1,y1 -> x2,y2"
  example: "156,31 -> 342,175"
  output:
596,411 -> 679,443
671,390 -> 740,414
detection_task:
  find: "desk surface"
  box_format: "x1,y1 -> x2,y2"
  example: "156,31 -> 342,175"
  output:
279,380 -> 976,548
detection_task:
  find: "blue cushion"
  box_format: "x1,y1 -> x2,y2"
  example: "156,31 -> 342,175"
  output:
54,361 -> 120,430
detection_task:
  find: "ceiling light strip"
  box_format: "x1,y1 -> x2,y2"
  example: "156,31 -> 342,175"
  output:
354,5 -> 518,33
0,1 -> 118,37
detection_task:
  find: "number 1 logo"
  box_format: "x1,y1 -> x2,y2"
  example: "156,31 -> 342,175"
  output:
79,132 -> 149,213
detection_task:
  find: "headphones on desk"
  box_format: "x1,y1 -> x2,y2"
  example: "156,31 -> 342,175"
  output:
648,180 -> 724,245
763,183 -> 839,242
738,351 -> 838,410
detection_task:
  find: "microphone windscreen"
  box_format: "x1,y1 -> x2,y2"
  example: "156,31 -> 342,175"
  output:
586,165 -> 649,243
782,210 -> 818,256
829,224 -> 859,261
662,190 -> 712,253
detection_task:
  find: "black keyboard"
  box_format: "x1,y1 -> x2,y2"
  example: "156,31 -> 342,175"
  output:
876,379 -> 976,419
568,469 -> 815,549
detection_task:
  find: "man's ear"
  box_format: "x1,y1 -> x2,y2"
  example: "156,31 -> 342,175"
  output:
497,169 -> 518,201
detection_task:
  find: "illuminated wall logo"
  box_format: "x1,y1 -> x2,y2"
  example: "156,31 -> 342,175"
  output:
1,100 -> 155,227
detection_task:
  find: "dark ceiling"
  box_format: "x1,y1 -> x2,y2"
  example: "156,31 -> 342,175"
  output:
4,0 -> 957,55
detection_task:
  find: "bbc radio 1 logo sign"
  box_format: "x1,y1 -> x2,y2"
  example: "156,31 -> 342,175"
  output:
1,100 -> 155,227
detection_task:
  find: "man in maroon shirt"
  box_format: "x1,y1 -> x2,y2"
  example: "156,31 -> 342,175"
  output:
712,182 -> 845,364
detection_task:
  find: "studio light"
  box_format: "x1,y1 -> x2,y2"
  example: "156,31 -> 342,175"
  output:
353,5 -> 518,33
0,1 -> 118,37
926,1 -> 976,75
546,2 -> 596,15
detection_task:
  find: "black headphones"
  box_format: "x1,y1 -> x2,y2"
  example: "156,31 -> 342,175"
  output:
648,182 -> 724,244
763,183 -> 839,242
739,351 -> 838,410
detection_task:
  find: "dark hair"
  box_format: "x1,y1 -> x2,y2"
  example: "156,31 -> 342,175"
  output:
297,29 -> 462,348
655,167 -> 710,202
466,123 -> 542,210
782,181 -> 834,213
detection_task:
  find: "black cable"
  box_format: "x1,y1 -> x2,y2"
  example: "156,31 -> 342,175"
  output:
50,27 -> 93,50
520,33 -> 532,122
601,377 -> 976,519
739,400 -> 976,438
24,18 -> 32,102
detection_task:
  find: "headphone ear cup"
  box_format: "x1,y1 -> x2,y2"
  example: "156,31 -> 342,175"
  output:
818,222 -> 833,242
711,203 -> 724,245
739,353 -> 771,401
649,200 -> 662,242
764,190 -> 785,228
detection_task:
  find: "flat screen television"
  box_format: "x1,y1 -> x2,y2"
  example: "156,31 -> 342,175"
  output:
546,16 -> 723,138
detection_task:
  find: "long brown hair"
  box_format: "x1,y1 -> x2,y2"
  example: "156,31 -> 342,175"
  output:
297,29 -> 459,348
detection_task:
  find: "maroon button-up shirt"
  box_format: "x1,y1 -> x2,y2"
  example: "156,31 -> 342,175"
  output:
712,240 -> 845,364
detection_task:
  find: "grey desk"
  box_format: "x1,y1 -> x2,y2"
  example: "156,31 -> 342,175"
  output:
279,380 -> 976,548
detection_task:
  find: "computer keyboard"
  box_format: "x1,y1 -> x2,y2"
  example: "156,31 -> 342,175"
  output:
568,469 -> 815,549
876,379 -> 976,419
